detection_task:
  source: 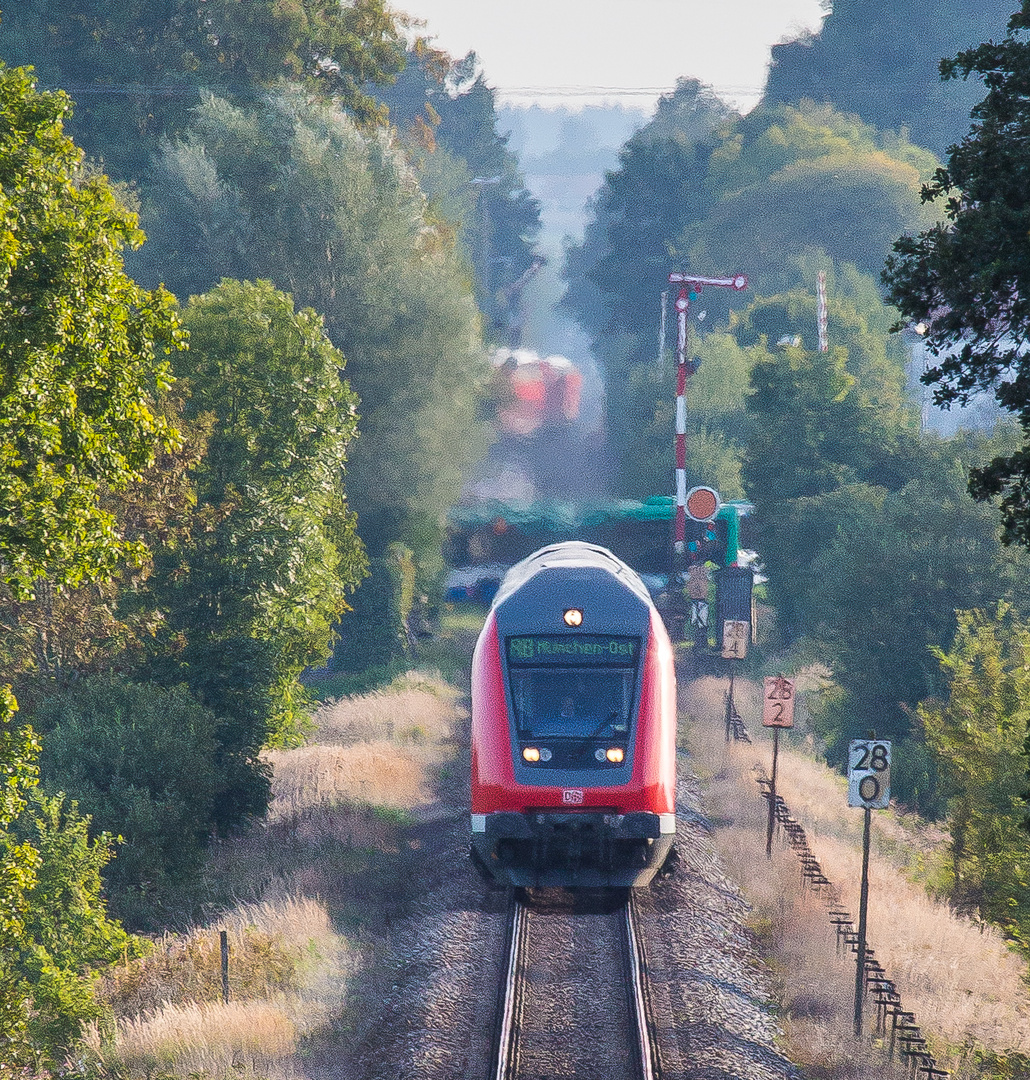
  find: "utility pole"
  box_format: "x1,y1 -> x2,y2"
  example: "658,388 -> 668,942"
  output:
817,270 -> 829,353
666,273 -> 747,564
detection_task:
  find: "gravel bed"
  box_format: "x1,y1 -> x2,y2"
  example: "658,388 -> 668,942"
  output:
319,720 -> 799,1080
637,756 -> 801,1080
517,895 -> 636,1079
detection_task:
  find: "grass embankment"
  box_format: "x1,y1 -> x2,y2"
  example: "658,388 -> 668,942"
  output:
84,668 -> 466,1078
684,675 -> 1030,1080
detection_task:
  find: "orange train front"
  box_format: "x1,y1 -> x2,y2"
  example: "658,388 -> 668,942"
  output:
470,541 -> 677,888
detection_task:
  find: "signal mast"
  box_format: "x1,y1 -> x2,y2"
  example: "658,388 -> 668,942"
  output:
666,272 -> 747,562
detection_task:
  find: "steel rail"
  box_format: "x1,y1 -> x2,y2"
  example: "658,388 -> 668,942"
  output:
626,891 -> 661,1080
490,892 -> 528,1080
489,891 -> 661,1080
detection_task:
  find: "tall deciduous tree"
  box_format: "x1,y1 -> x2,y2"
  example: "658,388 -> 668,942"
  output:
764,0 -> 1013,156
743,335 -> 920,637
0,689 -> 39,1065
0,0 -> 407,179
0,62 -> 187,1051
376,48 -> 542,340
159,279 -> 367,746
563,84 -> 938,491
883,3 -> 1030,549
0,65 -> 183,599
133,89 -> 488,575
919,606 -> 1030,941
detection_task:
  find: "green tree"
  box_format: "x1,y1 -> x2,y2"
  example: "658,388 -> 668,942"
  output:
12,791 -> 143,1066
617,331 -> 761,499
763,0 -> 1013,156
0,0 -> 407,179
376,48 -> 542,340
34,678 -> 221,928
810,447 -> 1030,747
883,3 -> 1030,550
133,89 -> 488,579
0,387 -> 211,697
918,606 -> 1030,944
743,333 -> 920,636
562,79 -> 731,373
0,64 -> 183,599
161,279 -> 367,744
0,688 -> 40,1067
564,87 -> 938,490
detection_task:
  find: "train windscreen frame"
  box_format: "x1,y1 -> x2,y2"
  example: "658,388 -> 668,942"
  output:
505,634 -> 641,741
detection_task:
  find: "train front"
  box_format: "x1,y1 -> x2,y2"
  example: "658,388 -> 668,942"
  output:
470,542 -> 677,888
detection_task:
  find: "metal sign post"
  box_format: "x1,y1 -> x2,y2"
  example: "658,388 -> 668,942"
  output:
720,620 -> 748,740
848,737 -> 892,1036
762,676 -> 795,856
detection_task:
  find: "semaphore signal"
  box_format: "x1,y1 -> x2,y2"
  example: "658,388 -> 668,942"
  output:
666,272 -> 748,562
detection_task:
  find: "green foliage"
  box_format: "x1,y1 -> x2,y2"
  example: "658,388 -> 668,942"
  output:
0,0 -> 407,179
884,3 -> 1030,550
0,63 -> 183,599
33,678 -> 222,929
333,543 -> 416,671
743,326 -> 920,639
377,48 -> 542,340
617,331 -> 760,499
12,791 -> 144,1065
742,319 -> 1030,809
807,446 -> 1030,752
683,102 -> 939,288
0,686 -> 40,1067
153,278 -> 367,752
132,89 -> 489,565
0,388 -> 211,693
918,606 -> 1030,945
763,0 -> 1014,155
562,79 -> 732,375
966,1048 -> 1030,1079
564,85 -> 937,490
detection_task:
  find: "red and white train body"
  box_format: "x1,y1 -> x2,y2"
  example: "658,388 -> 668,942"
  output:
470,542 -> 677,888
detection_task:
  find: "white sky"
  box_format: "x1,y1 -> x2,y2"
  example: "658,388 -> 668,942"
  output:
397,0 -> 827,112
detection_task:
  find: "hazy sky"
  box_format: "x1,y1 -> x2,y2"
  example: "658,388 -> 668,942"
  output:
397,0 -> 827,111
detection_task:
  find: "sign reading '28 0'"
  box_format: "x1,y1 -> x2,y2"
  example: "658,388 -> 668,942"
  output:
847,740 -> 891,809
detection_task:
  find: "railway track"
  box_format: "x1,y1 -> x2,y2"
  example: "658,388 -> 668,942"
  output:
490,888 -> 662,1080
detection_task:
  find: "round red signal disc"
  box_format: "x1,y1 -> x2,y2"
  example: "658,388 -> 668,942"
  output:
685,486 -> 720,522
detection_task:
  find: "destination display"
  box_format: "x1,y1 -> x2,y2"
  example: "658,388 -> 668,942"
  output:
506,634 -> 640,666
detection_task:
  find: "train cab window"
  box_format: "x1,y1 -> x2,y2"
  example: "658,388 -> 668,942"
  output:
505,634 -> 641,741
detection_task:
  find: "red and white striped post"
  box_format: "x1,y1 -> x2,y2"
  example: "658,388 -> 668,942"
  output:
667,273 -> 748,559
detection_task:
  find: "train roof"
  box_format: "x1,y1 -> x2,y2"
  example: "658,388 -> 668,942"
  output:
491,541 -> 653,610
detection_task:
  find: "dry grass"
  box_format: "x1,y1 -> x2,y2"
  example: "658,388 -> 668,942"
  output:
684,674 -> 1030,1078
88,1000 -> 305,1076
312,670 -> 459,747
266,740 -> 439,816
88,670 -> 463,1079
263,670 -> 461,819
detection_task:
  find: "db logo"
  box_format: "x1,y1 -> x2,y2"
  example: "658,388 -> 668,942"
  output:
562,789 -> 584,805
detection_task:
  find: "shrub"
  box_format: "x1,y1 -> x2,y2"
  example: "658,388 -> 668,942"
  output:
33,678 -> 221,928
11,791 -> 145,1066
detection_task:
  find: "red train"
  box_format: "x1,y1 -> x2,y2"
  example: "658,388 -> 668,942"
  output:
470,541 -> 677,888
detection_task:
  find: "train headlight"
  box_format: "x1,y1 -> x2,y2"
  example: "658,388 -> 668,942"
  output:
606,747 -> 625,763
539,747 -> 553,762
594,748 -> 606,762
563,608 -> 583,627
523,747 -> 541,762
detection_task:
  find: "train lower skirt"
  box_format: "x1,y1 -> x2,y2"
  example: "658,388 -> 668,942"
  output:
471,810 -> 675,888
